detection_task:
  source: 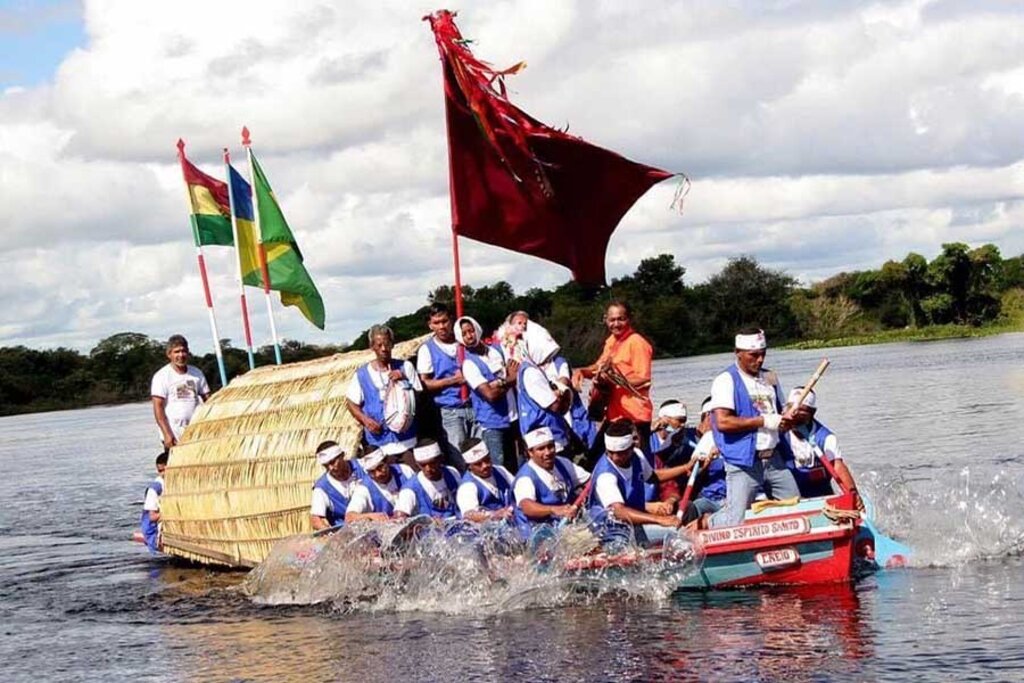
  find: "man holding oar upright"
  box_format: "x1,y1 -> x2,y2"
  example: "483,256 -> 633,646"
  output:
707,328 -> 801,528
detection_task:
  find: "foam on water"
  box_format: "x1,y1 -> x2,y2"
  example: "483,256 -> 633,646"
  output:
242,519 -> 704,613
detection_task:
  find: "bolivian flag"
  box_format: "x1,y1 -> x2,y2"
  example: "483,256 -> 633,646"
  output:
181,155 -> 233,247
227,165 -> 262,287
250,153 -> 326,330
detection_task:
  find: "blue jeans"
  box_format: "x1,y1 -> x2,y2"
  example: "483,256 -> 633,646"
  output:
481,427 -> 519,472
693,497 -> 721,516
708,452 -> 800,528
438,406 -> 476,470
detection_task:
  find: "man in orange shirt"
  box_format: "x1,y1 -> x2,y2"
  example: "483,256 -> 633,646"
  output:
572,301 -> 654,458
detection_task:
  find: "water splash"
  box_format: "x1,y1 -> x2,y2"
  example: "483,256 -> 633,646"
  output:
242,519 -> 703,613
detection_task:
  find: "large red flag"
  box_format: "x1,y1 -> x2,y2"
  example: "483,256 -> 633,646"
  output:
426,10 -> 675,285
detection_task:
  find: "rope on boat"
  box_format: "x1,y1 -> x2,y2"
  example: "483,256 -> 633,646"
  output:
822,504 -> 860,524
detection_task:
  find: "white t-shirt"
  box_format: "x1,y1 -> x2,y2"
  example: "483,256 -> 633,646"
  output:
345,359 -> 423,404
785,430 -> 843,468
395,467 -> 461,516
143,476 -> 164,513
416,338 -> 459,375
513,457 -> 591,504
456,466 -> 515,514
310,472 -> 359,518
594,452 -> 654,508
462,347 -> 518,422
346,475 -> 402,515
709,365 -> 782,450
151,364 -> 210,438
692,431 -> 717,461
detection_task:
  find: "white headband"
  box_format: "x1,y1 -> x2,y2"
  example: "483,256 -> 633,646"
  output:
735,330 -> 767,351
787,387 -> 817,410
382,442 -> 408,456
604,433 -> 634,452
316,444 -> 345,466
658,403 -> 687,420
361,449 -> 386,471
462,441 -> 490,465
700,398 -> 713,415
524,427 -> 554,449
413,442 -> 443,463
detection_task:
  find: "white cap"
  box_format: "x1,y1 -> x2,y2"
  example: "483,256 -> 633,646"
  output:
413,441 -> 443,464
361,449 -> 387,471
316,444 -> 346,466
735,329 -> 767,351
524,427 -> 554,449
382,442 -> 408,456
658,402 -> 687,420
787,387 -> 817,410
604,433 -> 634,452
462,441 -> 490,465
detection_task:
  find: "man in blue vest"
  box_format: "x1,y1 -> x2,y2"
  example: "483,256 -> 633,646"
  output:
517,345 -> 574,455
345,324 -> 422,463
707,328 -> 801,528
678,398 -> 728,526
138,451 -> 168,553
309,440 -> 360,531
456,437 -> 516,523
586,421 -> 694,545
782,388 -> 862,507
417,303 -> 475,470
394,440 -> 462,520
650,400 -> 700,467
345,448 -> 410,522
512,427 -> 591,538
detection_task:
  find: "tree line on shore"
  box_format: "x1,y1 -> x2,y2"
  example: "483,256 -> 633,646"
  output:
3,242 -> 1021,416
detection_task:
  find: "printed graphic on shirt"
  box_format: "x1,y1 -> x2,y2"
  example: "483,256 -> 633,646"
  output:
174,379 -> 198,401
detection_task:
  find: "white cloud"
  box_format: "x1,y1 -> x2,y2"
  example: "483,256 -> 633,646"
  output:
1,0 -> 1023,353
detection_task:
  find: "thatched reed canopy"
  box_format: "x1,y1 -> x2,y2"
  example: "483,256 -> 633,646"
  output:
160,336 -> 427,568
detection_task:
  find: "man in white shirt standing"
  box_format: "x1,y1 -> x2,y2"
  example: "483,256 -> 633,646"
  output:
707,328 -> 800,528
151,335 -> 210,451
417,303 -> 474,469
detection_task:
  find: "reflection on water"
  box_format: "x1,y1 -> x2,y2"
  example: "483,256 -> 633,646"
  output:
1,334 -> 1023,681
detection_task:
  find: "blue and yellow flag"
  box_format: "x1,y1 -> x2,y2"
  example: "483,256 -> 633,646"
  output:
228,165 -> 262,287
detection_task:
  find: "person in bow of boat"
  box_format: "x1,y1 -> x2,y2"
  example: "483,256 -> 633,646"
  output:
512,427 -> 591,538
456,437 -> 516,523
151,334 -> 210,451
571,301 -> 654,458
137,451 -> 168,553
586,420 -> 699,545
417,303 -> 475,470
781,387 -> 862,509
707,328 -> 802,528
309,441 -> 360,531
345,324 -> 422,466
456,315 -> 519,472
678,397 -> 728,527
345,448 -> 413,522
394,440 -> 462,520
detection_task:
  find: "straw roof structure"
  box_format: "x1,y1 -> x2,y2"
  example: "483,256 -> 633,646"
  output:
159,336 -> 427,568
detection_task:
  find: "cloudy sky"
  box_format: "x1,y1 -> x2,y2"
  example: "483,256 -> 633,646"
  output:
2,0 -> 1023,353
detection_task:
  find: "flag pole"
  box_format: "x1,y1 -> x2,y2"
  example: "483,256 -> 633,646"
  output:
223,148 -> 257,371
176,139 -> 228,388
241,126 -> 283,365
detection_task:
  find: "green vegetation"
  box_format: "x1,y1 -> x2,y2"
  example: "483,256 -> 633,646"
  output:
2,242 -> 1021,416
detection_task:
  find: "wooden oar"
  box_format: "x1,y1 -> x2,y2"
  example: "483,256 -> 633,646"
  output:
676,457 -> 702,519
786,357 -> 830,415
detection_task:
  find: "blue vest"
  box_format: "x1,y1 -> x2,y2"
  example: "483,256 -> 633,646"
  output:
313,473 -> 352,527
359,465 -> 407,515
463,350 -> 511,429
403,469 -> 461,519
711,364 -> 785,468
425,337 -> 468,408
139,479 -> 162,553
356,360 -> 418,447
786,419 -> 836,497
516,361 -> 571,448
552,355 -> 598,449
461,469 -> 514,511
586,454 -> 647,526
513,458 -> 575,538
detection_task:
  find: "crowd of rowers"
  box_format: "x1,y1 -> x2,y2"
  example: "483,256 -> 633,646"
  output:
306,301 -> 862,546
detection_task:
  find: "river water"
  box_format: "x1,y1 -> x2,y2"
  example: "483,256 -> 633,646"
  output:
1,334 -> 1023,682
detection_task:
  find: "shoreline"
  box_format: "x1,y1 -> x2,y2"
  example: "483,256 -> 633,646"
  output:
782,323 -> 1023,351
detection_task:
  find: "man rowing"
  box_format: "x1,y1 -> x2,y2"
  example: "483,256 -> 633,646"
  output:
309,441 -> 359,531
512,427 -> 591,538
586,420 -> 693,545
345,325 -> 422,465
679,398 -> 727,526
707,328 -> 801,528
456,437 -> 516,523
417,303 -> 474,469
345,448 -> 412,522
782,387 -> 862,507
394,440 -> 462,520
